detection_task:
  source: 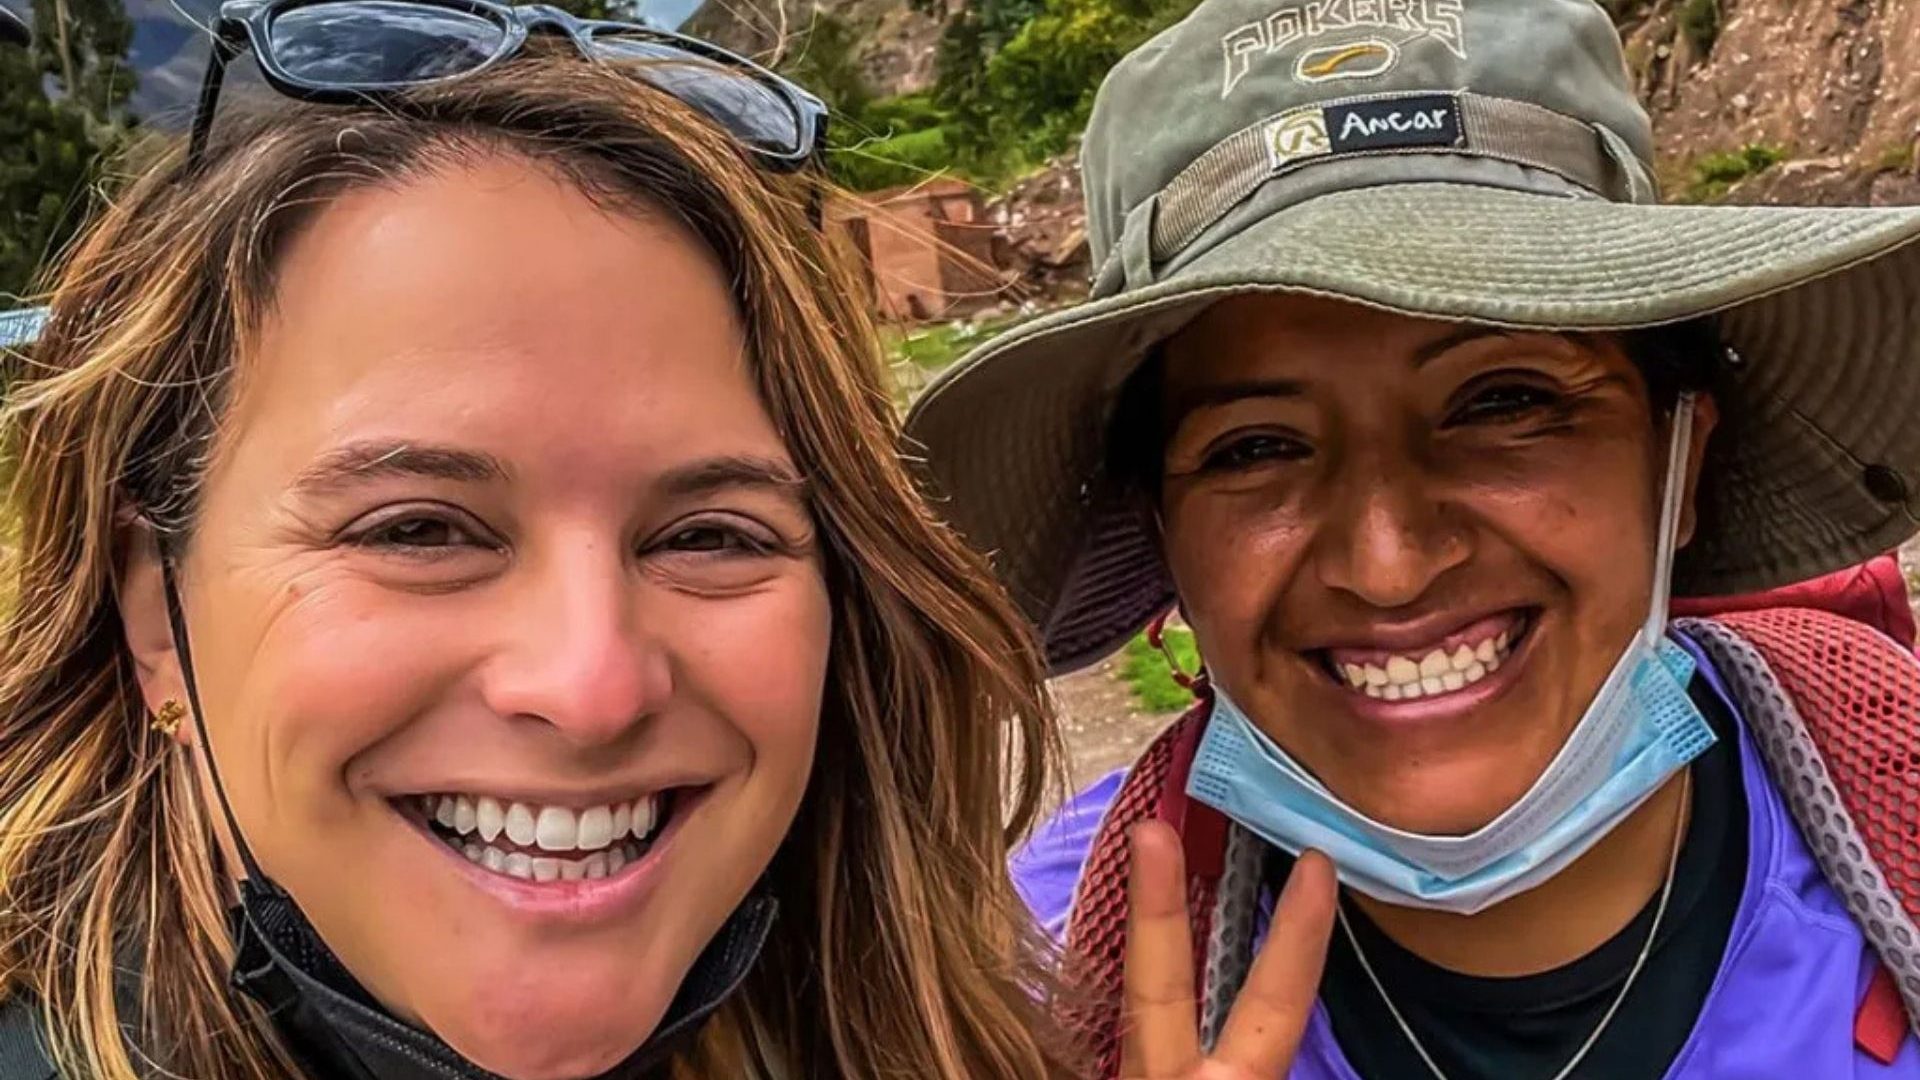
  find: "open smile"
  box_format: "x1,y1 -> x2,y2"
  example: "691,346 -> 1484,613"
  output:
393,789 -> 690,885
1314,609 -> 1537,704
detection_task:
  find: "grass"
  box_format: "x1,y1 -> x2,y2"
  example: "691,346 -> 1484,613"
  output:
880,314 -> 1026,408
1120,626 -> 1202,713
1684,143 -> 1788,202
883,319 -> 1006,372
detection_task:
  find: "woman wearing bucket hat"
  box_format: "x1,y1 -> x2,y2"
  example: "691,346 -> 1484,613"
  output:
907,0 -> 1920,1077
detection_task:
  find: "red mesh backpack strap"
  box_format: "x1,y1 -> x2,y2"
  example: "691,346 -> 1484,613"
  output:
1064,703 -> 1227,1077
1681,609 -> 1920,1062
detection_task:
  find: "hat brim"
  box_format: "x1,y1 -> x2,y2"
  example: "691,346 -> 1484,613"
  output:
906,182 -> 1920,674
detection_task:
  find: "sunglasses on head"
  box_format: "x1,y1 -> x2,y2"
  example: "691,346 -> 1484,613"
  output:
192,0 -> 828,169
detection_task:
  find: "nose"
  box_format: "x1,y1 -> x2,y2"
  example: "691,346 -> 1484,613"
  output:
480,541 -> 672,747
1310,444 -> 1470,609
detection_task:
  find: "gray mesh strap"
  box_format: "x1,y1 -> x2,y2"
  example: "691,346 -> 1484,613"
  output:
1676,618 -> 1920,1032
1151,91 -> 1650,264
1199,820 -> 1266,1051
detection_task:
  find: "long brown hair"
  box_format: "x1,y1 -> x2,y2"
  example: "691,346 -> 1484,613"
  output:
0,54 -> 1075,1079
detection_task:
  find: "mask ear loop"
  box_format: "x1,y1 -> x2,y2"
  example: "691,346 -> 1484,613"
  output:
1145,610 -> 1207,696
159,544 -> 269,884
1645,392 -> 1697,637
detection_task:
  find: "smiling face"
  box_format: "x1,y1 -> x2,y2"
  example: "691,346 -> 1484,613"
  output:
1154,293 -> 1712,836
124,155 -> 830,1079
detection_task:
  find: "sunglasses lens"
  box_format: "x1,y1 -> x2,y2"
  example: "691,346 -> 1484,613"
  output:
268,0 -> 507,87
589,35 -> 803,156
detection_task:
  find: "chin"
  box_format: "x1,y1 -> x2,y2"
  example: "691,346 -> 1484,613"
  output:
422,966 -> 677,1080
1349,758 -> 1545,836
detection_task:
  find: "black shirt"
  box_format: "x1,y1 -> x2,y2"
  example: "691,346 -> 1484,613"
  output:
1289,678 -> 1748,1079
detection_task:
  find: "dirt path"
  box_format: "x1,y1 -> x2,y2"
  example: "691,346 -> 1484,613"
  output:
1047,660 -> 1183,795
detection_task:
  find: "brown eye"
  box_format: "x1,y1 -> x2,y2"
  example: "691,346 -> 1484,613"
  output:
1201,432 -> 1312,472
350,508 -> 492,553
1450,384 -> 1561,425
655,519 -> 775,558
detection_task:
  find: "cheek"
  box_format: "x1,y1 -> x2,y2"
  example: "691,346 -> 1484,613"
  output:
192,568 -> 457,823
1161,489 -> 1311,655
678,572 -> 833,783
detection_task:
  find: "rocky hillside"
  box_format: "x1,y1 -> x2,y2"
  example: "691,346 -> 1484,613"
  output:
1619,0 -> 1920,204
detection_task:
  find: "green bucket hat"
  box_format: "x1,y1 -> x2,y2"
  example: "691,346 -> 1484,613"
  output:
905,0 -> 1920,675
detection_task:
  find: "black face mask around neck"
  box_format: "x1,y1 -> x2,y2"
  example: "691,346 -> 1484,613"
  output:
159,558 -> 777,1080
228,878 -> 775,1080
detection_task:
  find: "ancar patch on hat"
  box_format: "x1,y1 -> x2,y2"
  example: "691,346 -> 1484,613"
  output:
1265,92 -> 1462,168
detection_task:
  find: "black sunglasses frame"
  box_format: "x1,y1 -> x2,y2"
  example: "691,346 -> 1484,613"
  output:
190,0 -> 828,171
1,6 -> 30,47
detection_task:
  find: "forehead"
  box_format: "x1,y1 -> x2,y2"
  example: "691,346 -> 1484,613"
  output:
1163,292 -> 1625,387
219,155 -> 780,481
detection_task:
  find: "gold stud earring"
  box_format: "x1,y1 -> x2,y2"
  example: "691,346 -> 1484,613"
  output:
151,699 -> 186,737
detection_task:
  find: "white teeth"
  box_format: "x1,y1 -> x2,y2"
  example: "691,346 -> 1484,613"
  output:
584,852 -> 609,879
482,847 -> 506,872
505,802 -> 537,846
428,793 -> 665,853
534,805 -> 578,852
532,858 -> 561,883
607,847 -> 627,874
577,805 -> 614,850
463,843 -> 483,863
476,797 -> 505,843
1333,622 -> 1523,701
504,852 -> 534,880
560,858 -> 586,881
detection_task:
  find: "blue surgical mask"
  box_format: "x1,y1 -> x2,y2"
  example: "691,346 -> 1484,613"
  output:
1187,396 -> 1715,915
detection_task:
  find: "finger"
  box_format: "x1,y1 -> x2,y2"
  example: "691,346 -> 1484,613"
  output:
1213,850 -> 1338,1076
1120,821 -> 1201,1077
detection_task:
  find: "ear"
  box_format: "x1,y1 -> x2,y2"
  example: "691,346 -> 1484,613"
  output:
115,514 -> 191,746
1675,393 -> 1720,550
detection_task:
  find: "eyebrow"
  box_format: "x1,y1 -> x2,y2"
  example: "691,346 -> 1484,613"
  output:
1411,326 -> 1518,367
292,441 -> 509,496
1167,376 -> 1307,415
291,443 -> 809,504
655,454 -> 810,503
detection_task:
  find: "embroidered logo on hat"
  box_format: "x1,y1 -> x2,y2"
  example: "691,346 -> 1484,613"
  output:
1294,39 -> 1398,83
1220,0 -> 1466,98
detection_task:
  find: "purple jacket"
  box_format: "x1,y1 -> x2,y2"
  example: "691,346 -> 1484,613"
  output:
1014,654 -> 1920,1076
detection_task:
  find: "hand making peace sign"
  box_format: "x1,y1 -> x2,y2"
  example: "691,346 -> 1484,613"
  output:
1121,822 -> 1339,1080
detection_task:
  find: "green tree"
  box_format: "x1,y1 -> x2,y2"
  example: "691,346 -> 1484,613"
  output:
1,0 -> 133,301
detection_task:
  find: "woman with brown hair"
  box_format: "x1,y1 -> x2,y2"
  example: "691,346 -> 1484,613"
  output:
0,12 -> 1074,1077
